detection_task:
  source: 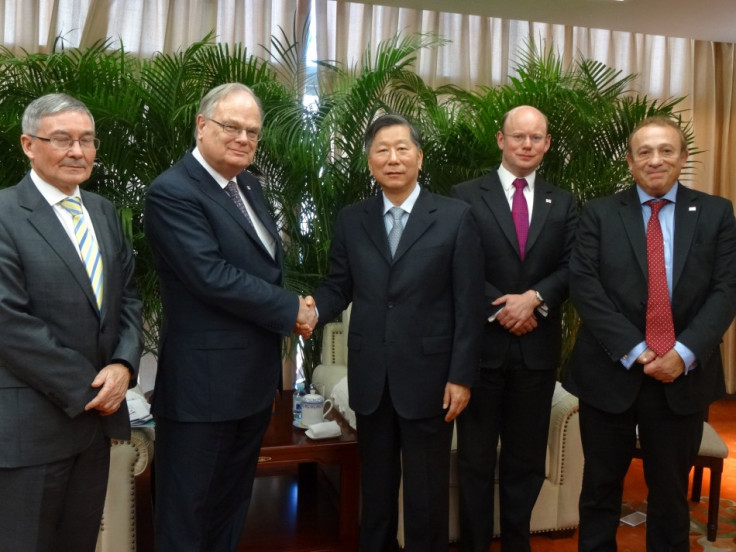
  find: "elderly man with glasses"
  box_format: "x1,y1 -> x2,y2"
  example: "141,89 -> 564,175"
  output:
145,82 -> 317,552
0,92 -> 143,552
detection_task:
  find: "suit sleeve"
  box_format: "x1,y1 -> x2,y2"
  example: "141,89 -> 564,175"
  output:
676,201 -> 736,364
448,208 -> 485,386
145,174 -> 299,336
312,208 -> 354,325
569,200 -> 645,361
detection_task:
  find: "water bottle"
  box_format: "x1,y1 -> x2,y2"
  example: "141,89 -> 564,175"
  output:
293,380 -> 306,421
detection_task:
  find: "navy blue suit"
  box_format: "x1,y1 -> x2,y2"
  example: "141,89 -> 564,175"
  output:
145,151 -> 299,551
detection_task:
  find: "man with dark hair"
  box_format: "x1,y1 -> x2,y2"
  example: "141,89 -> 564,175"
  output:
145,83 -> 317,552
565,115 -> 736,550
304,113 -> 485,551
452,105 -> 577,552
0,93 -> 143,551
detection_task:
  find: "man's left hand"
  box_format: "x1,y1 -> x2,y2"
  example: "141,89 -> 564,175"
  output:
642,349 -> 685,383
84,363 -> 131,416
443,382 -> 471,422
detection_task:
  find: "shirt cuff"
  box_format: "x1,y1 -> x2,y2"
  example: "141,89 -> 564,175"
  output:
674,341 -> 697,374
622,342 -> 648,369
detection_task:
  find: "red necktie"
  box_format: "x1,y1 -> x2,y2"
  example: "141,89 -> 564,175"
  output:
645,200 -> 675,355
512,178 -> 529,259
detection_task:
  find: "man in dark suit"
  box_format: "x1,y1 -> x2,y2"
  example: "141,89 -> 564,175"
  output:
0,93 -> 143,552
144,83 -> 317,552
306,114 -> 484,551
564,116 -> 736,551
452,105 -> 577,552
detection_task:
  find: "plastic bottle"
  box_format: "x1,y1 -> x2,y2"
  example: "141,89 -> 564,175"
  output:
293,380 -> 306,421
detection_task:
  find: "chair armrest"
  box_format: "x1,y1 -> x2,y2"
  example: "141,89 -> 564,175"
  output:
546,388 -> 581,487
320,321 -> 346,366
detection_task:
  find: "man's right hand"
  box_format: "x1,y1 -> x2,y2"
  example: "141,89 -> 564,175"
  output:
295,295 -> 318,338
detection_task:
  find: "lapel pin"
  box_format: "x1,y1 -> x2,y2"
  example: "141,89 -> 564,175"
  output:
689,206 -> 696,211
546,198 -> 552,204
247,185 -> 252,190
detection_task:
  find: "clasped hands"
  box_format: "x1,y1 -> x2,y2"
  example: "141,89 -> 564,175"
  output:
636,347 -> 685,383
295,295 -> 318,339
493,290 -> 540,336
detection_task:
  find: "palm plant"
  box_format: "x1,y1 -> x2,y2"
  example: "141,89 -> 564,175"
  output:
0,27 -> 693,380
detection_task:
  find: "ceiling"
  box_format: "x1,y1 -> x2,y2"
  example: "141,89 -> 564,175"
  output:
358,0 -> 736,44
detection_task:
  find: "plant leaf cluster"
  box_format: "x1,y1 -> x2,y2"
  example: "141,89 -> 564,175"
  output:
0,28 -> 691,377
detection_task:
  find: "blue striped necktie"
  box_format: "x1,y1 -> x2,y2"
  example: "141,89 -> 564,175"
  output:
60,196 -> 104,311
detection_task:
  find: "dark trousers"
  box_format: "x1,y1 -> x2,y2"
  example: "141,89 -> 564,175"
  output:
356,385 -> 454,552
457,343 -> 557,552
153,406 -> 272,552
0,426 -> 109,552
578,374 -> 703,552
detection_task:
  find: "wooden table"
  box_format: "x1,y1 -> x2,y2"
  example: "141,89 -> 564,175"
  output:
255,390 -> 360,552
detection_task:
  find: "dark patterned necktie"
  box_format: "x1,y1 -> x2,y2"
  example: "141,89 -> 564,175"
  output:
645,199 -> 675,355
224,181 -> 254,227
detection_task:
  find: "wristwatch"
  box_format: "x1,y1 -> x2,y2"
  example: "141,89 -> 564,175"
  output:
534,290 -> 549,317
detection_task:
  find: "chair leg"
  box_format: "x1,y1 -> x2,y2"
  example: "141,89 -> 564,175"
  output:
690,465 -> 704,502
706,459 -> 723,542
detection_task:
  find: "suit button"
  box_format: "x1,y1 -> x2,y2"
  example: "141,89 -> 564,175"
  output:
388,303 -> 394,309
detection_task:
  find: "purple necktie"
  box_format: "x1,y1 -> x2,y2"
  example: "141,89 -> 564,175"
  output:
512,178 -> 529,259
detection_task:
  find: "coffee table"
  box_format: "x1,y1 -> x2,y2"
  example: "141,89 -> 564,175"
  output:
255,390 -> 359,551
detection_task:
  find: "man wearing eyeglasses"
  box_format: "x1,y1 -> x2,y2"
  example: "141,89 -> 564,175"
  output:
144,83 -> 317,552
452,105 -> 577,552
0,93 -> 143,551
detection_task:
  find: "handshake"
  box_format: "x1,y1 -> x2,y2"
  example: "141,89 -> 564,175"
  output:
295,295 -> 318,339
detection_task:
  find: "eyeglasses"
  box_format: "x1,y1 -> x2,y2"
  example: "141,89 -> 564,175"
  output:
30,134 -> 100,150
504,133 -> 547,145
206,118 -> 262,142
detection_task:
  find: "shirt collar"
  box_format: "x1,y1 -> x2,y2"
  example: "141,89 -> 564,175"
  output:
497,164 -> 536,194
636,182 -> 679,205
382,183 -> 421,215
29,169 -> 81,206
193,147 -> 232,190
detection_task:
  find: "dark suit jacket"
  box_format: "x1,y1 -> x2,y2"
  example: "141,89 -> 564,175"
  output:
312,188 -> 485,420
0,174 -> 142,468
452,170 -> 577,370
565,184 -> 736,415
144,151 -> 299,422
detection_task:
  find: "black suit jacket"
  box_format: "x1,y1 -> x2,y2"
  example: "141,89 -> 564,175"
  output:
565,184 -> 736,415
144,151 -> 299,422
452,170 -> 577,370
312,188 -> 485,420
0,174 -> 142,468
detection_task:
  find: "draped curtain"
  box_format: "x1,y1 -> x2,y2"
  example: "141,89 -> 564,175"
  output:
2,0 -> 734,390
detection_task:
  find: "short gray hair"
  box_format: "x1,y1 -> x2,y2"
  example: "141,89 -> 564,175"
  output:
197,83 -> 263,121
22,93 -> 95,135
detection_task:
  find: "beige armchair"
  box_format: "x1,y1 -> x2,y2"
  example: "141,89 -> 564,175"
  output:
311,309 -> 584,545
95,426 -> 154,552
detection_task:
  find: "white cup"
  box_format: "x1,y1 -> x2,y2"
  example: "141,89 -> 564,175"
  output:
301,391 -> 334,427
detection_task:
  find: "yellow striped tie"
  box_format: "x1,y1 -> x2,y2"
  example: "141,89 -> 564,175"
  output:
60,197 -> 104,311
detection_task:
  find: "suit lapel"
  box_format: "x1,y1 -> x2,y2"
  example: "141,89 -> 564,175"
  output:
83,192 -> 116,319
479,173 -> 521,257
185,154 -> 278,262
361,196 -> 392,263
236,173 -> 284,263
526,179 -> 553,255
618,186 -> 648,277
672,185 -> 699,288
19,177 -> 101,315
393,189 -> 436,262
